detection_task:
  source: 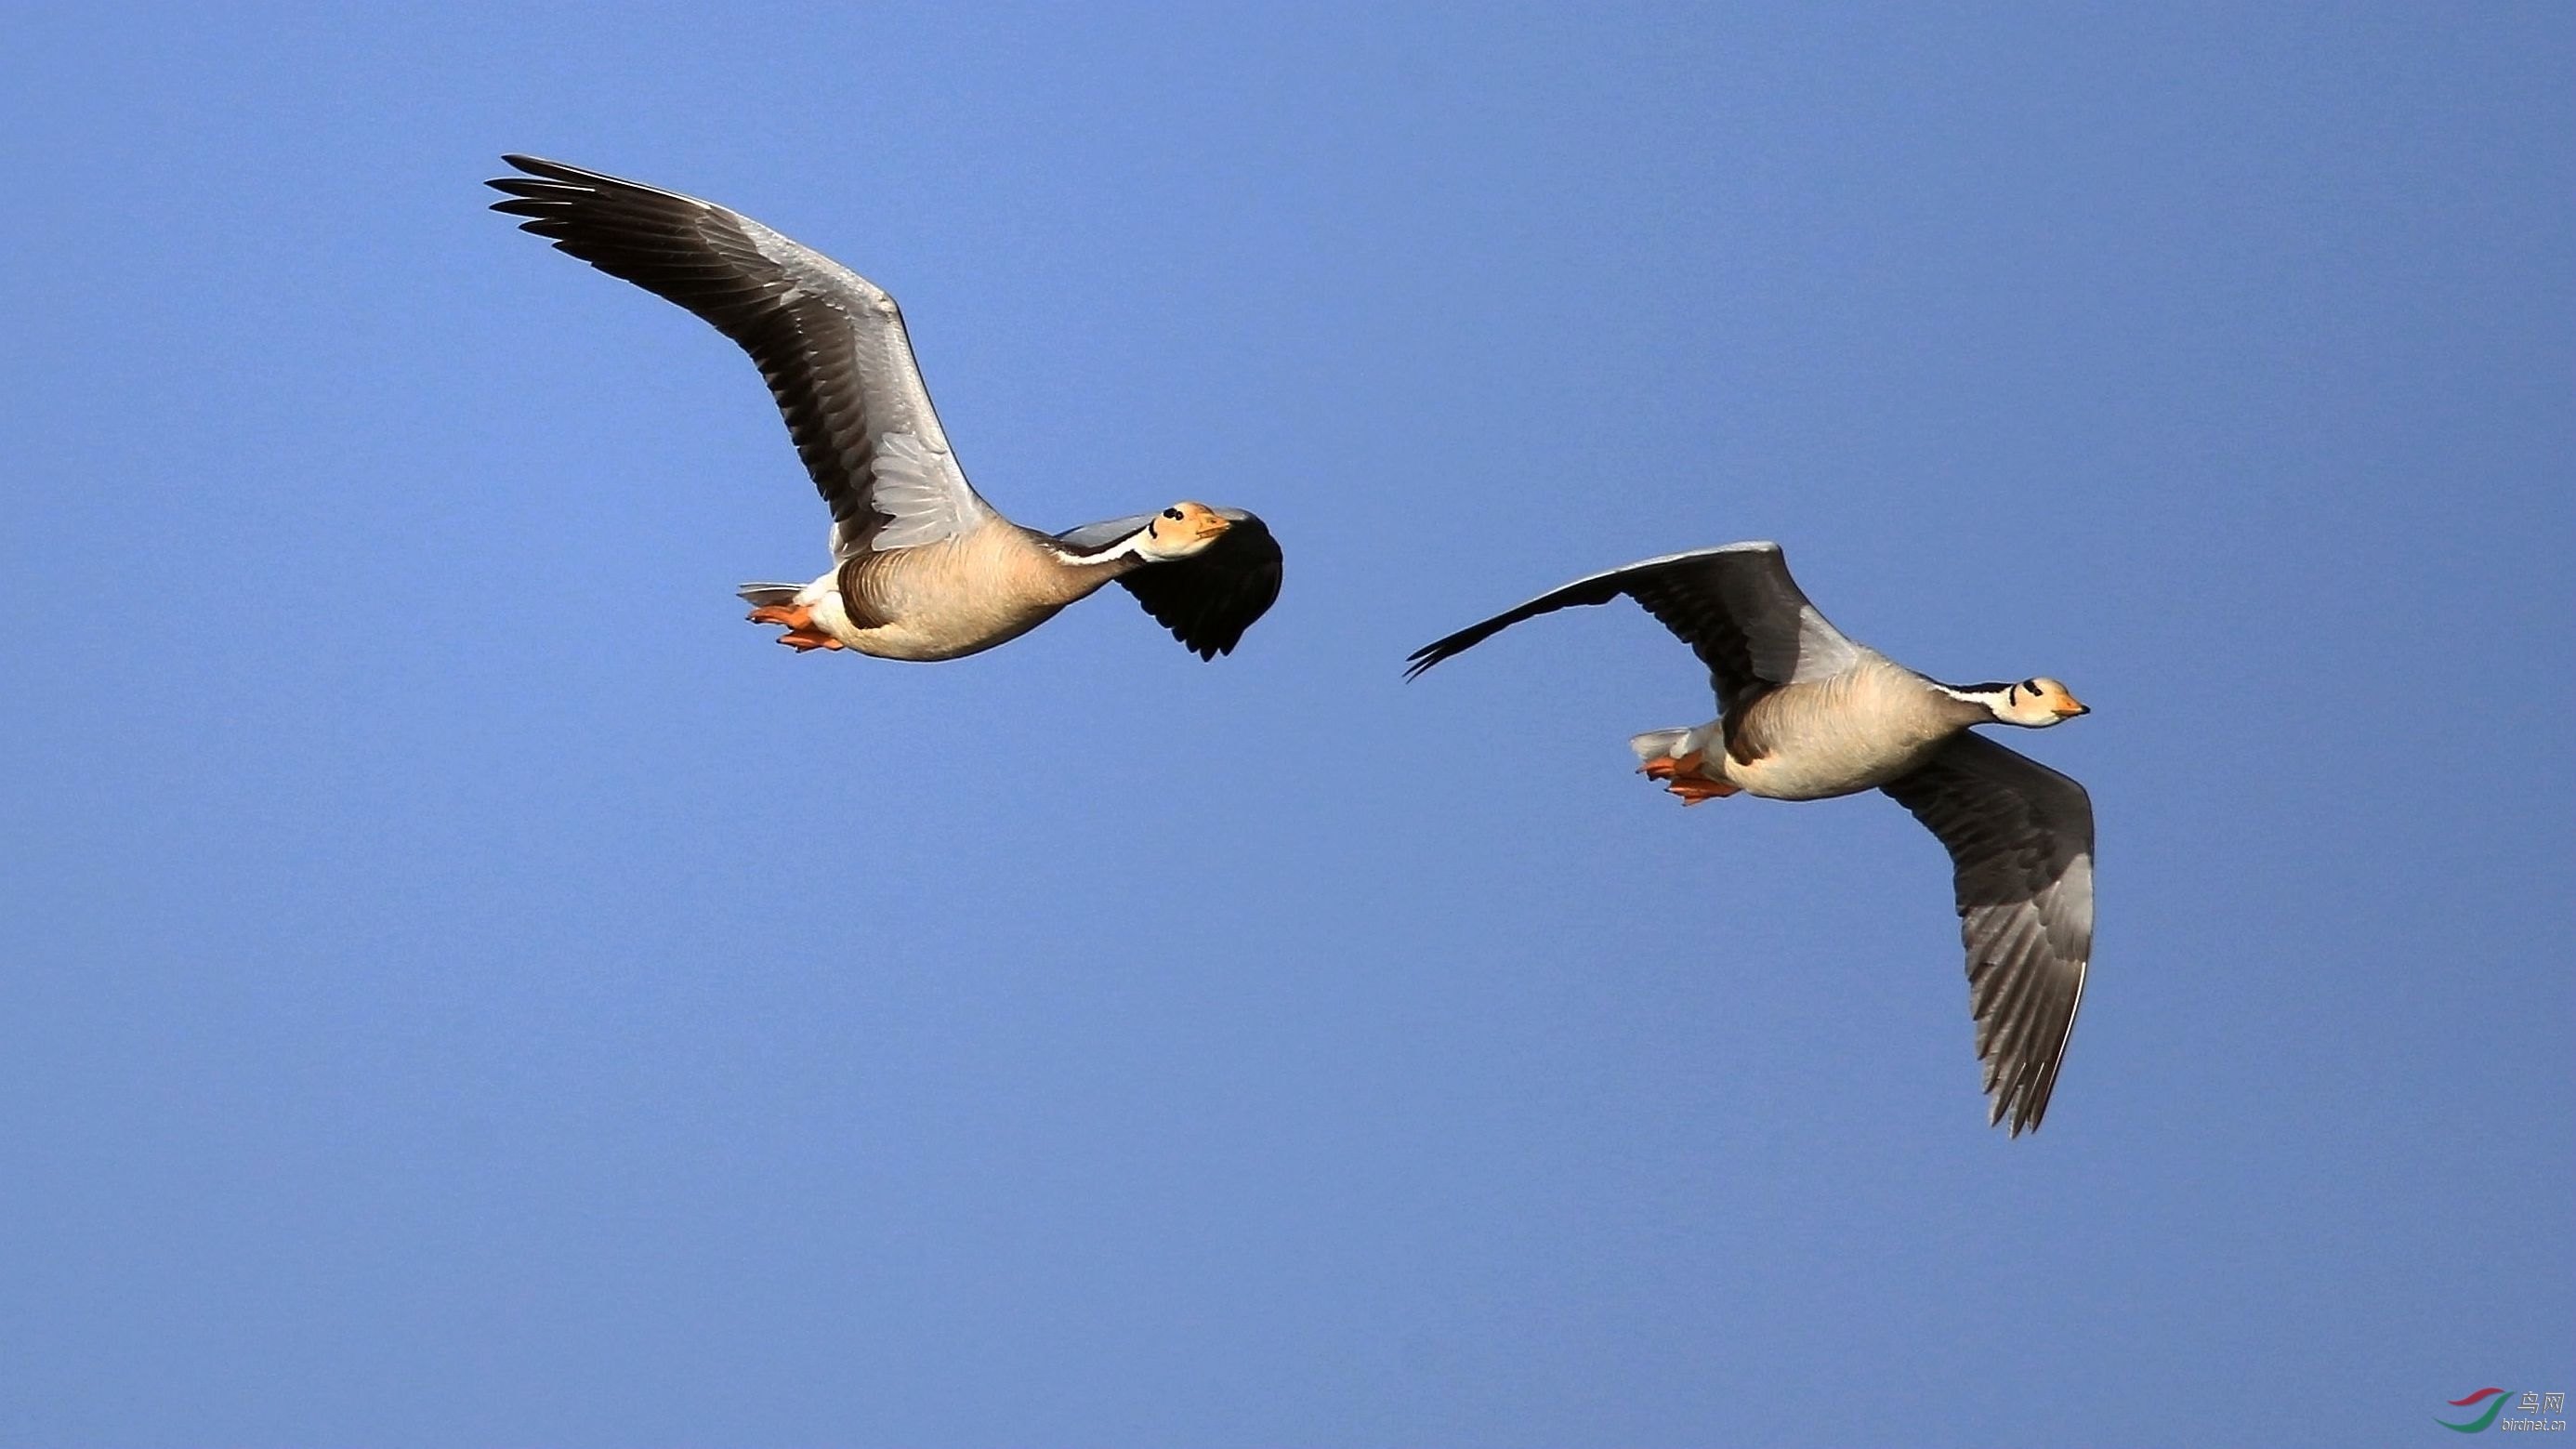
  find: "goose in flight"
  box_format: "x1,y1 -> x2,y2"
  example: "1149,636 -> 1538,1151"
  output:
486,155 -> 1282,661
1406,542 -> 2095,1134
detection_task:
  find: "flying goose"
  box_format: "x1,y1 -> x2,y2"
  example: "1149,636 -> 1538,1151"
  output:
486,155 -> 1282,661
1406,542 -> 2095,1134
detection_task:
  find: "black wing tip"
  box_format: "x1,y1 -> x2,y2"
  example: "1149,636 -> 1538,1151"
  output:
484,161 -> 598,219
1401,619 -> 1503,679
1169,624 -> 1231,662
2000,1100 -> 2052,1137
484,156 -> 660,215
1171,605 -> 1260,661
1137,591 -> 1261,663
493,153 -> 593,182
1398,565 -> 1665,682
487,156 -> 565,195
1134,527 -> 1281,663
1988,1054 -> 2064,1136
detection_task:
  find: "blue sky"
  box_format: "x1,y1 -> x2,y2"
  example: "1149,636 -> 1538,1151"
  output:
4,4 -> 2569,1445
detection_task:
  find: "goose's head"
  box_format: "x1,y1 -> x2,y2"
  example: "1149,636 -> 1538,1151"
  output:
1137,501 -> 1232,560
1988,677 -> 2090,728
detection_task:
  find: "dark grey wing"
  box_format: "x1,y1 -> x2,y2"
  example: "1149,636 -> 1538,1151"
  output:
1880,733 -> 2096,1136
487,155 -> 992,557
1403,542 -> 1860,706
1055,510 -> 1284,659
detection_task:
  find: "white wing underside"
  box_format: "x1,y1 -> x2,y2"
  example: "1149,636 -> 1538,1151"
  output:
837,430 -> 981,556
724,217 -> 993,560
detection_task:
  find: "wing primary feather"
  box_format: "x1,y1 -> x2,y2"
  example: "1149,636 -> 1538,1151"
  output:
1881,733 -> 2095,1134
485,154 -> 990,556
1401,542 -> 1849,709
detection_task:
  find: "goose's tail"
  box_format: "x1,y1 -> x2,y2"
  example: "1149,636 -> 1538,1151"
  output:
735,583 -> 804,609
1628,728 -> 1696,768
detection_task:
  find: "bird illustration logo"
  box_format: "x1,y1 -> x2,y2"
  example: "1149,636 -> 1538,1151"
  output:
2436,1388 -> 2510,1433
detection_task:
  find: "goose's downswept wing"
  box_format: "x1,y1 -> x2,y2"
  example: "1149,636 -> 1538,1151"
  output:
1880,732 -> 2096,1135
1054,510 -> 1283,659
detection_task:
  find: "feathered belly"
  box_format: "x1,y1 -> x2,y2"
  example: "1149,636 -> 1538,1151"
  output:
1723,733 -> 1948,801
815,586 -> 1066,660
792,531 -> 1120,661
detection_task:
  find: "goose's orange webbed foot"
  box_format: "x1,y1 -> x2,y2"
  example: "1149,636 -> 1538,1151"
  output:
1638,750 -> 1737,806
1664,776 -> 1739,806
746,602 -> 843,651
1639,749 -> 1704,782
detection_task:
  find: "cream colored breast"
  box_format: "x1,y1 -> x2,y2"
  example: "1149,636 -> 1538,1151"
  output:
1722,659 -> 1972,801
838,523 -> 1119,660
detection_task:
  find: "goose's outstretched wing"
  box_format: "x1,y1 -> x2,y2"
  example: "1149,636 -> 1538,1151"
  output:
1881,732 -> 2096,1135
487,154 -> 992,558
1403,542 -> 1860,707
1053,510 -> 1284,659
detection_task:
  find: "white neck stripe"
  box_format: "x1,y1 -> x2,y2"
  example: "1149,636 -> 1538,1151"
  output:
1046,529 -> 1151,567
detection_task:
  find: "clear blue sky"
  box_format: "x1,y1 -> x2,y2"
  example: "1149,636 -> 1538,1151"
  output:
4,4 -> 2568,1445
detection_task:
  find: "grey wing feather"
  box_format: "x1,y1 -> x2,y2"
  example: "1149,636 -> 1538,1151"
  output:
486,155 -> 993,557
1404,542 -> 1860,708
1055,509 -> 1284,659
1052,513 -> 1151,552
1880,733 -> 2095,1135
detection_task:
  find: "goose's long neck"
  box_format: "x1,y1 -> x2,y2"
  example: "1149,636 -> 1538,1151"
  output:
1927,679 -> 2017,725
1039,528 -> 1153,573
1025,525 -> 1153,606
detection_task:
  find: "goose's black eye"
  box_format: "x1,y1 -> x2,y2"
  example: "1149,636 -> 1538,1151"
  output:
1163,507 -> 1184,520
2023,678 -> 2041,693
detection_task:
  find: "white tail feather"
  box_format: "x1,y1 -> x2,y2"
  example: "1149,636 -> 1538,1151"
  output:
1629,728 -> 1693,763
